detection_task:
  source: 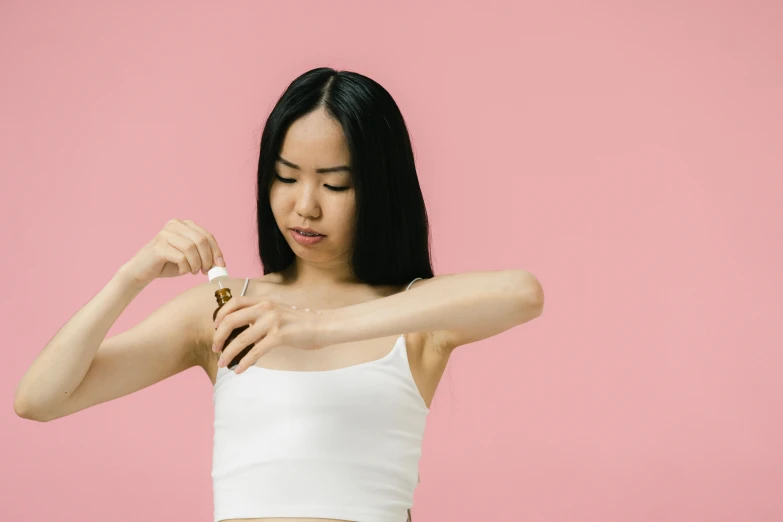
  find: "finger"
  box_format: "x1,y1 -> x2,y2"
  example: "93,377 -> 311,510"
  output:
165,232 -> 202,275
213,306 -> 259,354
183,220 -> 226,271
233,340 -> 272,374
217,322 -> 263,368
168,220 -> 211,275
159,243 -> 193,275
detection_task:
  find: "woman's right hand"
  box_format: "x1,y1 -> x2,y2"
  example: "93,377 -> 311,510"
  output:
121,219 -> 226,286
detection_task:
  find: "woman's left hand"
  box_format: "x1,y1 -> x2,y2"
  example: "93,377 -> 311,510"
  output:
212,297 -> 329,374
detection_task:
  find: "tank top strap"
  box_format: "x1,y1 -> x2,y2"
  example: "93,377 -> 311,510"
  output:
241,277 -> 250,297
405,277 -> 423,291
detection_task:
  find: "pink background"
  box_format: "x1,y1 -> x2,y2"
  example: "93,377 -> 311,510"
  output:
2,1 -> 782,521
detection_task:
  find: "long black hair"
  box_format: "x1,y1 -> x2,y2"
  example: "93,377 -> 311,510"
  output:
255,67 -> 434,286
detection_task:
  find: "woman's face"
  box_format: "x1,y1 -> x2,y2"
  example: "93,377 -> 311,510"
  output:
270,108 -> 356,265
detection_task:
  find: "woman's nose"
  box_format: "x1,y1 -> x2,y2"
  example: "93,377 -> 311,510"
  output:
294,184 -> 320,218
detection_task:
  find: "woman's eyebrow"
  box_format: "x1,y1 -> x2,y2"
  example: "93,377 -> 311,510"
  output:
276,156 -> 351,174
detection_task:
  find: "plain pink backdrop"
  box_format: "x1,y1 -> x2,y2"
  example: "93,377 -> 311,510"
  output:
2,1 -> 782,521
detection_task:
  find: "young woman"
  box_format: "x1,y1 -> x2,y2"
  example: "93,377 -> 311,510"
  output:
14,67 -> 544,522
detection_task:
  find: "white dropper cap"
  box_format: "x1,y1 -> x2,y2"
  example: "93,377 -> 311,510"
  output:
208,266 -> 229,288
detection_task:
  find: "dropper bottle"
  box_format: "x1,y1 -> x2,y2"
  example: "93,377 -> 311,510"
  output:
208,266 -> 255,371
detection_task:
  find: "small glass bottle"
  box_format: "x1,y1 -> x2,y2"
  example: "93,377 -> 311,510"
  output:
208,266 -> 255,370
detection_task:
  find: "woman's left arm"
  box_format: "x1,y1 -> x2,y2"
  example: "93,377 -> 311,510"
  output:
320,269 -> 544,351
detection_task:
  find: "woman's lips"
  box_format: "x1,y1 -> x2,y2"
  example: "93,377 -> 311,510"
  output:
290,229 -> 326,245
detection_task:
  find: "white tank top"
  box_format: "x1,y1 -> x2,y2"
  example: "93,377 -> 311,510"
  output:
211,277 -> 429,522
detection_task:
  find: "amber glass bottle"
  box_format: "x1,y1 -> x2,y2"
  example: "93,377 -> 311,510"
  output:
208,267 -> 254,370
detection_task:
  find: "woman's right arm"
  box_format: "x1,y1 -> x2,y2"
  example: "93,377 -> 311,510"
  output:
13,219 -> 225,422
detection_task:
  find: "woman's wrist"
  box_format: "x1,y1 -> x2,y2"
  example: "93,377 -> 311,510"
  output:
114,263 -> 152,295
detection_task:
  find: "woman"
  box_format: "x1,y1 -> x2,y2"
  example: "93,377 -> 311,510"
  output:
14,67 -> 545,522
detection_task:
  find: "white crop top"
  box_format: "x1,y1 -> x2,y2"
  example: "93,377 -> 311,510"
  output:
211,277 -> 430,522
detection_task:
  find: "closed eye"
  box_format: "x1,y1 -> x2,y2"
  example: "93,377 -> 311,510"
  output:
274,173 -> 350,192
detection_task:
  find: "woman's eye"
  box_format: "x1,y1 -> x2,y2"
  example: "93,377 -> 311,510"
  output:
275,174 -> 349,192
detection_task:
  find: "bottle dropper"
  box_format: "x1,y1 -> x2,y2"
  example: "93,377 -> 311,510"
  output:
208,266 -> 230,288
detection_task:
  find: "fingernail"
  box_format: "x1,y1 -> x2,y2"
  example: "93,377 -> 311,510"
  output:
216,257 -> 225,267
212,345 -> 217,352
